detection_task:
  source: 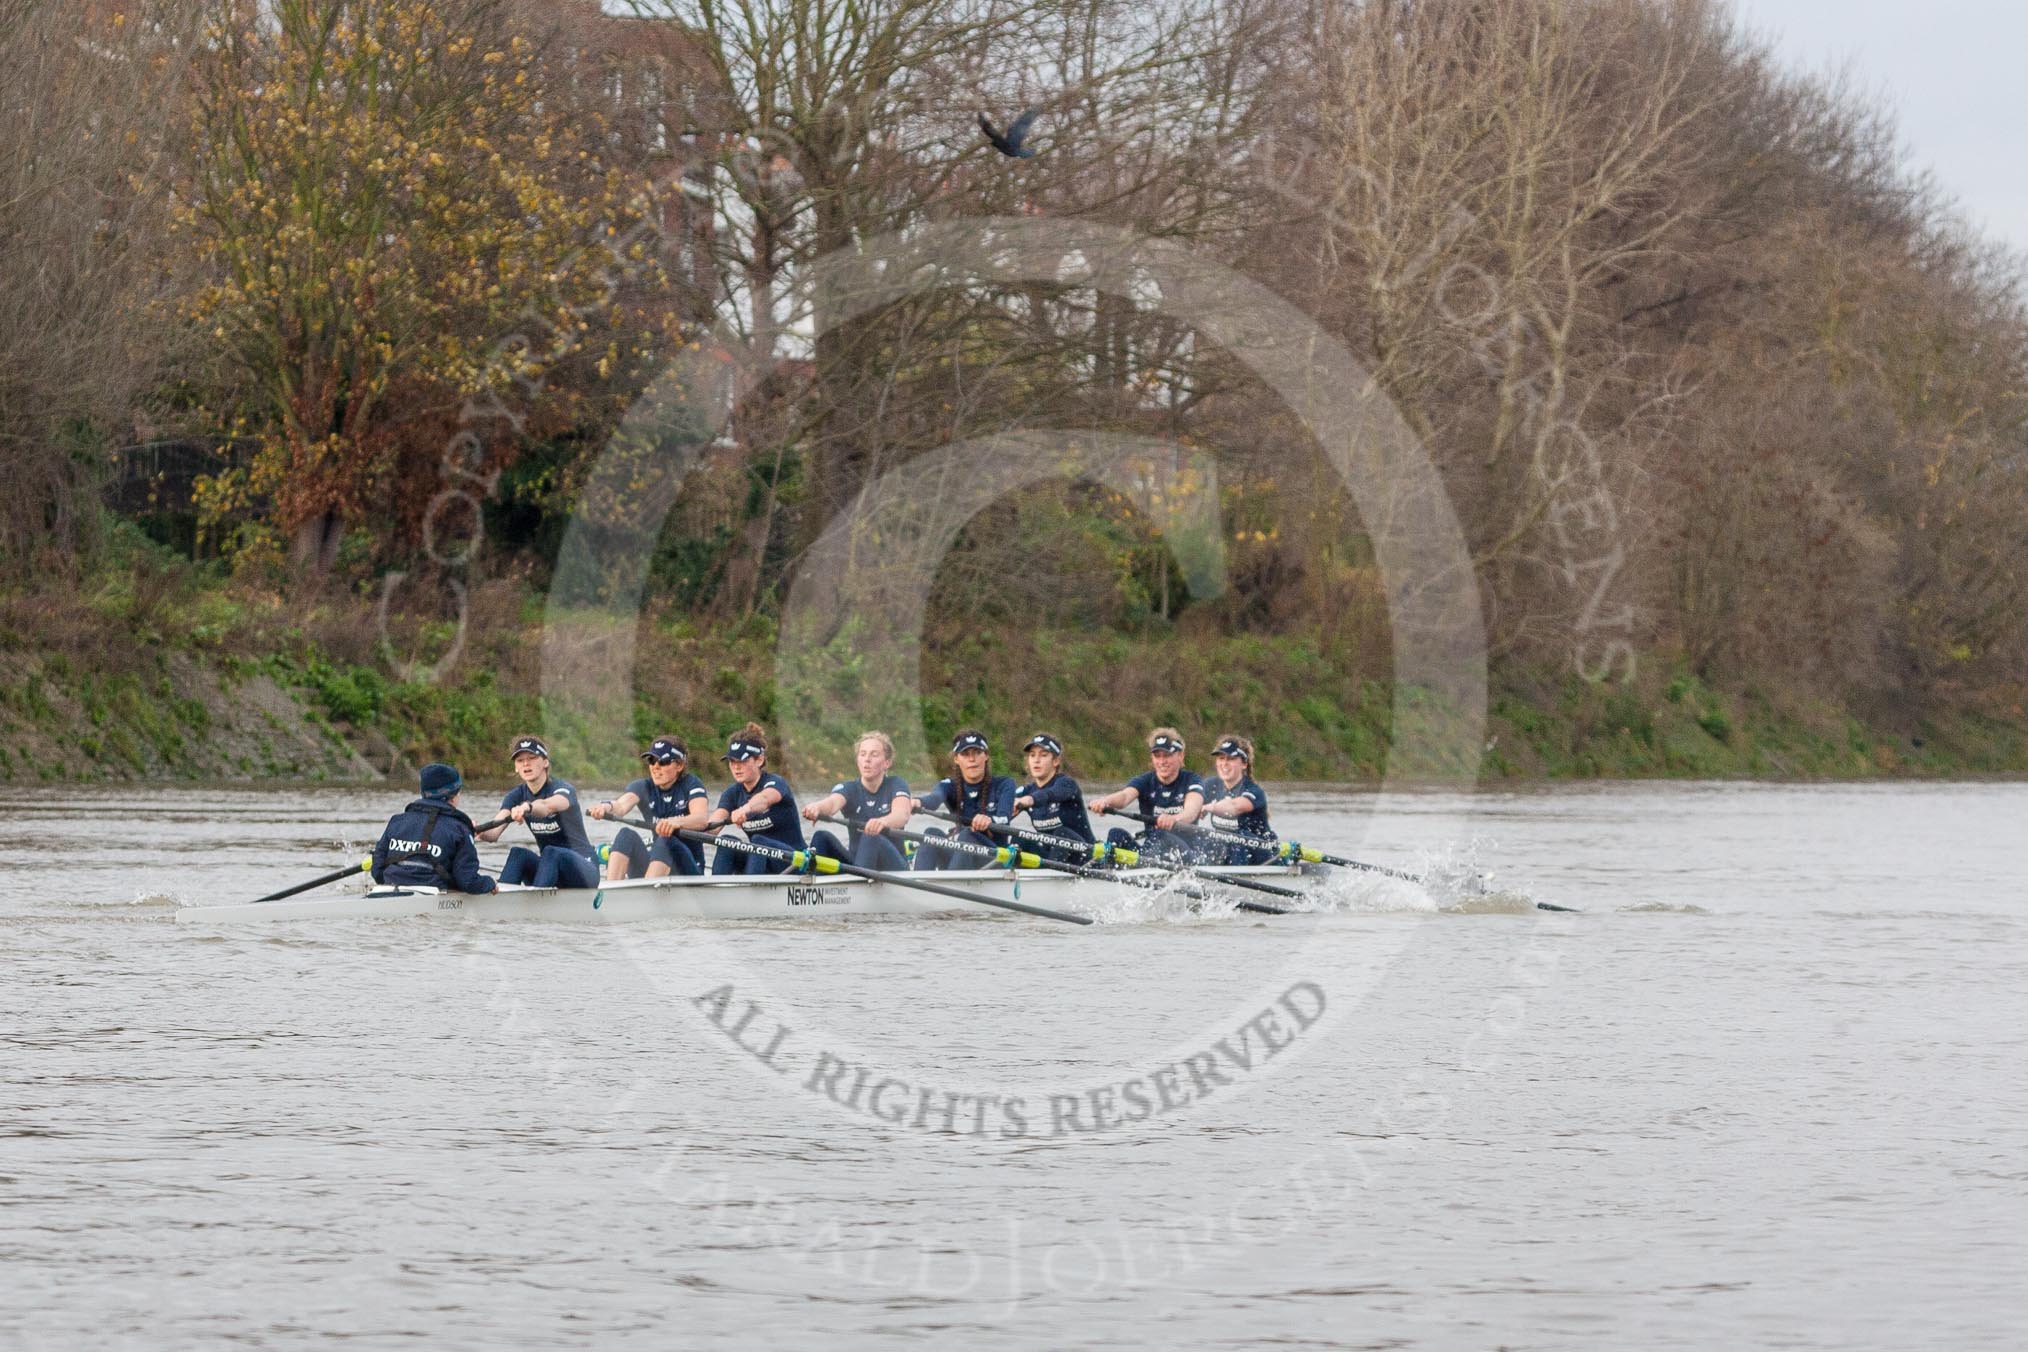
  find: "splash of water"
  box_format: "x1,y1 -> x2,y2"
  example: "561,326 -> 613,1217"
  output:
1291,839 -> 1572,916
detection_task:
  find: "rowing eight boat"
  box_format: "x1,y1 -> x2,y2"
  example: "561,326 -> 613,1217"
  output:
174,862 -> 1326,924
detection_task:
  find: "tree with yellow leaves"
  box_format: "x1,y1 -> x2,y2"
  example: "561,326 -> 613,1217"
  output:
182,0 -> 674,576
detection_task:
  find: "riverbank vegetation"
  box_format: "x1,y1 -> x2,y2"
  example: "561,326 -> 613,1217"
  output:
2,0 -> 2022,784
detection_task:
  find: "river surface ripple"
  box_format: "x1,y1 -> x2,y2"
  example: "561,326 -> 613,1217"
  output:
2,781 -> 2023,1350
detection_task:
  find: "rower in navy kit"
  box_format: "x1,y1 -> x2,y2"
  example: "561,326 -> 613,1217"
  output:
803,730 -> 912,871
1012,732 -> 1094,865
1090,726 -> 1205,861
588,735 -> 710,879
910,729 -> 1016,871
371,763 -> 498,894
704,723 -> 805,875
478,736 -> 598,888
1198,733 -> 1276,865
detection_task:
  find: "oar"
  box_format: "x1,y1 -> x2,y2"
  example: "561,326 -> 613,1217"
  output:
1102,806 -> 1427,881
822,813 -> 1262,911
250,858 -> 372,904
676,828 -> 1092,926
1016,810 -> 1305,901
1267,831 -> 1579,911
815,815 -> 1046,872
921,810 -> 1294,914
907,810 -> 1104,878
1101,808 -> 1580,913
895,814 -> 1222,898
250,814 -> 522,905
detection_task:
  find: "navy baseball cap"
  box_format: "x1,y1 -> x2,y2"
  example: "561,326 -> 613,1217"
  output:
721,737 -> 764,762
1150,734 -> 1184,754
641,738 -> 687,764
509,737 -> 549,760
1212,738 -> 1250,762
1022,733 -> 1063,756
951,732 -> 990,754
419,763 -> 462,799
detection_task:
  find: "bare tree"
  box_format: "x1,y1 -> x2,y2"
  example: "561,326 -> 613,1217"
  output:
1240,0 -> 1748,666
623,0 -> 1279,613
0,0 -> 193,568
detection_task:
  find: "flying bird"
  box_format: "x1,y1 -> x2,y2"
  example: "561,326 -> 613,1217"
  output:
978,107 -> 1041,158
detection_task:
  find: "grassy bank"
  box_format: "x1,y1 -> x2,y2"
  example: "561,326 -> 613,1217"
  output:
3,552 -> 2022,786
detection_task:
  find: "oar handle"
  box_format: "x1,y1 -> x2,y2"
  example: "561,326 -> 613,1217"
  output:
1099,804 -> 1252,842
917,809 -> 1266,906
674,827 -> 832,872
924,814 -> 1192,887
921,808 -> 1126,865
1100,806 -> 1341,870
818,816 -> 1041,870
615,815 -> 684,834
677,827 -> 1091,925
1089,808 -> 1306,901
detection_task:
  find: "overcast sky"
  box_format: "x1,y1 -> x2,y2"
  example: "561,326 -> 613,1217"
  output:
1729,0 -> 2026,255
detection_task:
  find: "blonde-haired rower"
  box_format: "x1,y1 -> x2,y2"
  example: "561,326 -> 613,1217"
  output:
477,735 -> 597,888
1088,726 -> 1205,862
802,730 -> 912,871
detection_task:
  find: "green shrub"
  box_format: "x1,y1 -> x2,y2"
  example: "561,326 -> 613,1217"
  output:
312,664 -> 387,724
1601,686 -> 1655,746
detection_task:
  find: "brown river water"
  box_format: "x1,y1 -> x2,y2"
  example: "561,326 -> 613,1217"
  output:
2,781 -> 2023,1349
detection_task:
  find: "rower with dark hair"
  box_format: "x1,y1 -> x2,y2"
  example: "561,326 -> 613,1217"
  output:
372,763 -> 497,894
910,729 -> 1017,871
1090,725 -> 1206,862
478,736 -> 598,888
1012,732 -> 1094,865
589,735 -> 710,879
704,722 -> 805,875
1199,733 -> 1277,865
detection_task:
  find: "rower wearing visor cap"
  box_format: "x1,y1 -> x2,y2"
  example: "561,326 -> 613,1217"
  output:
1198,733 -> 1276,865
1090,726 -> 1206,862
589,736 -> 710,879
479,736 -> 598,888
1011,731 -> 1095,865
910,729 -> 1017,871
703,722 -> 805,874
